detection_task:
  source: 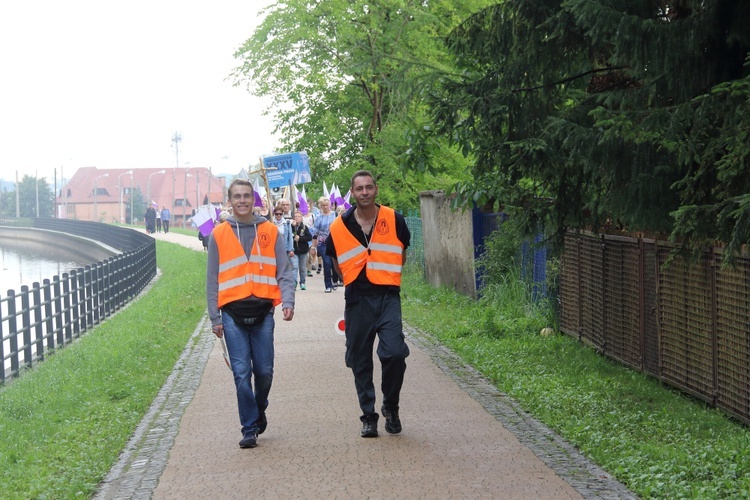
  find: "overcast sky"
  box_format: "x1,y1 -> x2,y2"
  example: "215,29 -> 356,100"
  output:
0,0 -> 277,183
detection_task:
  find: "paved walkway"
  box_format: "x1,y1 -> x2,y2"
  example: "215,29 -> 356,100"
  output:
95,229 -> 635,499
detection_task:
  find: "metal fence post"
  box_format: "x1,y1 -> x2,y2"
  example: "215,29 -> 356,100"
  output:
32,282 -> 44,362
7,290 -> 19,379
43,279 -> 54,352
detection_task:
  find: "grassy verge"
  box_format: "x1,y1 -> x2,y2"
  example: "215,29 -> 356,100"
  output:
0,241 -> 207,499
401,266 -> 750,499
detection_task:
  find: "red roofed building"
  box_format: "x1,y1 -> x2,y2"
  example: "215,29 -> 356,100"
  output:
56,166 -> 227,225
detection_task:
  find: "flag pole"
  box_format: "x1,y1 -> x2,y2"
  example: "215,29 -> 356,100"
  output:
251,157 -> 272,206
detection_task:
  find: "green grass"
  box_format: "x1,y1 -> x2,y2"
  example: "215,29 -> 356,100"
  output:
401,266 -> 750,499
0,241 -> 207,499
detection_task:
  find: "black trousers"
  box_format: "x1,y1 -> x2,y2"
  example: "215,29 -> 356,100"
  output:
344,292 -> 409,421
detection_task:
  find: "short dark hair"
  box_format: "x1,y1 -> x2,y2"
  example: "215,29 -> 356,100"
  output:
350,170 -> 376,188
228,178 -> 253,199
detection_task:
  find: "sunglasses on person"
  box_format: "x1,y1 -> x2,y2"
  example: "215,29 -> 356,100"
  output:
274,212 -> 283,216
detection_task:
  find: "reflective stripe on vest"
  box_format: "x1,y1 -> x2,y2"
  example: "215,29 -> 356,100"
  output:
214,221 -> 282,307
329,206 -> 403,286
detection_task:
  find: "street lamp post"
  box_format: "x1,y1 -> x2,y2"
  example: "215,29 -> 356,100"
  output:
207,167 -> 212,209
182,169 -> 192,228
118,170 -> 133,224
93,173 -> 109,222
195,169 -> 200,209
147,170 -> 166,209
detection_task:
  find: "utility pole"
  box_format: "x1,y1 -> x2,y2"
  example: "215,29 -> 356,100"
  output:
35,170 -> 39,217
172,131 -> 181,216
15,170 -> 19,217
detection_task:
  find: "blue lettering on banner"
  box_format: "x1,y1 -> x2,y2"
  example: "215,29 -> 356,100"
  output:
264,151 -> 311,188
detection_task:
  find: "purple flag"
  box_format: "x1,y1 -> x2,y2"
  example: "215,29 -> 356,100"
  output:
193,207 -> 216,237
252,178 -> 264,207
296,185 -> 309,215
331,184 -> 345,207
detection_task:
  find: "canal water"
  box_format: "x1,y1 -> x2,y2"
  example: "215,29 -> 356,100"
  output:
1,244 -> 89,294
1,243 -> 91,375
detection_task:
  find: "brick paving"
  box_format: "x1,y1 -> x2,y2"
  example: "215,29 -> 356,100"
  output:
94,229 -> 635,499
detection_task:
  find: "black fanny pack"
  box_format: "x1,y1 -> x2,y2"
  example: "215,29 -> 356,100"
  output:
223,297 -> 274,326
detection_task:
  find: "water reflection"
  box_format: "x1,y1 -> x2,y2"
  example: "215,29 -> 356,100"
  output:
0,245 -> 88,293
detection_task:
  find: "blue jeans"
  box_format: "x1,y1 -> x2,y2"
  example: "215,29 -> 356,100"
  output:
221,310 -> 275,435
317,242 -> 334,289
289,253 -> 299,286
295,252 -> 308,285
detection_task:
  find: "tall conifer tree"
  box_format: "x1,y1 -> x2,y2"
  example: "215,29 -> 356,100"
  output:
426,1 -> 750,255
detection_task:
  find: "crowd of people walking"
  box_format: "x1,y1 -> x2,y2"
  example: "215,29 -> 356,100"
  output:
144,205 -> 171,234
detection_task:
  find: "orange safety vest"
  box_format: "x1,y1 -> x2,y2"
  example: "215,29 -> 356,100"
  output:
329,206 -> 404,286
214,220 -> 282,308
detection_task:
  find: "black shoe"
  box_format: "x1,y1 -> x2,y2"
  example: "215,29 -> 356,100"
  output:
382,405 -> 402,434
361,419 -> 378,438
316,268 -> 321,274
239,432 -> 258,448
257,413 -> 267,435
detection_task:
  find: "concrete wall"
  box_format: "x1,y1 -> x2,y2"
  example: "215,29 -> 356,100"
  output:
0,227 -> 119,264
419,190 -> 476,298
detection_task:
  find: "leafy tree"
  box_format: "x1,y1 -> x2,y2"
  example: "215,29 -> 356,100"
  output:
0,175 -> 55,217
232,0 -> 491,210
420,1 -> 750,256
128,188 -> 145,224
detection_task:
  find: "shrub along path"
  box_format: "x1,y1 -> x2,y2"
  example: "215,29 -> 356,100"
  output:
94,229 -> 634,499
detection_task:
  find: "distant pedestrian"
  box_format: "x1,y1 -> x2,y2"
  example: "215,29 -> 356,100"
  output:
311,197 -> 336,292
326,170 -> 411,438
272,206 -> 298,287
291,210 -> 312,290
155,206 -> 162,232
206,179 -> 295,449
144,205 -> 156,234
161,207 -> 171,233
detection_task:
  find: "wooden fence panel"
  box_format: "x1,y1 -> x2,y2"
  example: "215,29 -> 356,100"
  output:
578,235 -> 605,348
641,240 -> 661,378
657,252 -> 715,402
559,233 -> 581,337
602,237 -> 641,369
714,254 -> 750,421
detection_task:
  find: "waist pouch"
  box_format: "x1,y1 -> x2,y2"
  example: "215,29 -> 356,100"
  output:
223,297 -> 274,326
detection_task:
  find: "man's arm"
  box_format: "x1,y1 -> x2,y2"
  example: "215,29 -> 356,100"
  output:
275,232 -> 296,321
206,233 -> 223,337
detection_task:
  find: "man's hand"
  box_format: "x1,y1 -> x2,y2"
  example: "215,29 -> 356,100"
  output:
282,307 -> 294,321
212,324 -> 224,338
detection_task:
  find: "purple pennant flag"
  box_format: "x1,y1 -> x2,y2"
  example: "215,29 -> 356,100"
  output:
193,207 -> 215,237
332,184 -> 345,207
296,186 -> 309,215
253,178 -> 264,207
198,219 -> 215,237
